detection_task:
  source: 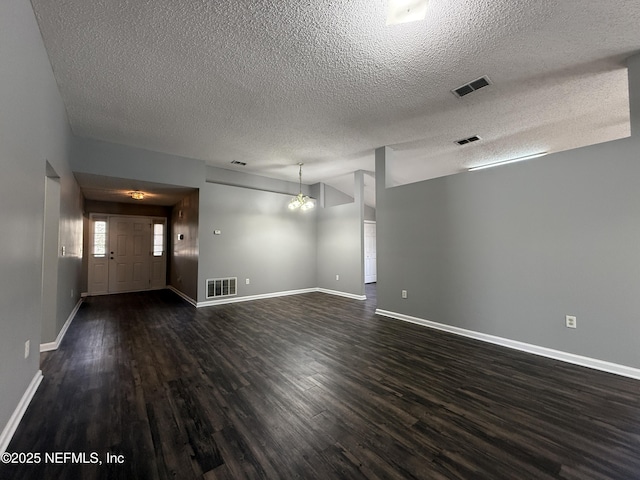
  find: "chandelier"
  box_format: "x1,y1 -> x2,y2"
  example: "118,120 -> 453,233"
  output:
288,163 -> 315,211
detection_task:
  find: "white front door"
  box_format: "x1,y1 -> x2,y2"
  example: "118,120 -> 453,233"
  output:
108,216 -> 152,293
88,215 -> 166,295
364,221 -> 377,283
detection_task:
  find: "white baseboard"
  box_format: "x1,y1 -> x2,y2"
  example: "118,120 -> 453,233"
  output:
0,370 -> 43,454
40,298 -> 83,352
317,288 -> 367,301
375,309 -> 640,381
167,286 -> 197,306
169,285 -> 368,308
197,288 -> 317,307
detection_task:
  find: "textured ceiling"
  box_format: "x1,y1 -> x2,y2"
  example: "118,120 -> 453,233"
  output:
31,0 -> 640,206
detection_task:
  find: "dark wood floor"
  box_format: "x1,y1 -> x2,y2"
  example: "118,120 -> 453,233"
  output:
2,286 -> 639,479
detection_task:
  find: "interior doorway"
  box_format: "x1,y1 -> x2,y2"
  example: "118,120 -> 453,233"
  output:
88,214 -> 166,295
41,173 -> 61,344
364,221 -> 377,284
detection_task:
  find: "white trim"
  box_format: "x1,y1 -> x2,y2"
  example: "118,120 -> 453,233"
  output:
169,286 -> 368,307
197,288 -> 317,307
167,286 -> 197,306
317,288 -> 367,301
40,298 -> 83,352
375,309 -> 640,381
0,370 -> 43,454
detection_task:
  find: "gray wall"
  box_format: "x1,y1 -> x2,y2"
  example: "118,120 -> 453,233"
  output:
72,137 -> 207,190
171,191 -> 200,302
317,179 -> 365,296
198,183 -> 317,302
324,184 -> 355,207
0,0 -> 82,439
375,138 -> 640,369
364,205 -> 376,222
206,165 -> 312,197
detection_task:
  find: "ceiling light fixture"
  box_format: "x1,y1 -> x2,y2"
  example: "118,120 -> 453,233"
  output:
129,190 -> 145,200
288,163 -> 315,211
386,0 -> 429,25
468,152 -> 548,172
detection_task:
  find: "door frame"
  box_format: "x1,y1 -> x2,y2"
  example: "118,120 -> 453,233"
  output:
88,213 -> 167,295
364,220 -> 377,284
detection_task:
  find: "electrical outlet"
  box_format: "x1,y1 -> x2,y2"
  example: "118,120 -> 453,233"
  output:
566,315 -> 577,329
336,274 -> 339,281
245,278 -> 250,285
61,245 -> 66,256
402,290 -> 408,299
71,289 -> 74,298
24,340 -> 30,359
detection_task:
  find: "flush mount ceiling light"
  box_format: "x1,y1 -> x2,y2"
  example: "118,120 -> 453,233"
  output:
386,0 -> 429,25
288,163 -> 315,211
468,152 -> 548,172
129,190 -> 145,200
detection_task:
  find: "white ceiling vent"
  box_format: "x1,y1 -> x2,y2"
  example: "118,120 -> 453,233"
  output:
452,76 -> 492,98
455,135 -> 481,145
206,277 -> 237,299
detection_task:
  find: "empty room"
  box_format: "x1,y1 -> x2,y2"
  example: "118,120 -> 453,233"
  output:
1,0 -> 639,478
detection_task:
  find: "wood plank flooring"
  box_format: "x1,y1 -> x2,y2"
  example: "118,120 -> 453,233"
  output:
1,286 -> 639,479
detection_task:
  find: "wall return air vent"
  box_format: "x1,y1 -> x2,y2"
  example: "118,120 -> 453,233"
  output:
452,76 -> 491,98
206,277 -> 237,299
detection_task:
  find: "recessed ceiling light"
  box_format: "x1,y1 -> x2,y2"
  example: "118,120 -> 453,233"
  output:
386,0 -> 429,26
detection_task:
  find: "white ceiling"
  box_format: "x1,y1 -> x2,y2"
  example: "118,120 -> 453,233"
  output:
31,0 -> 640,206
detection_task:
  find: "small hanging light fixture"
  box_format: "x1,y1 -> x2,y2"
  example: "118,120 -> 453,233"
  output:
288,163 -> 315,211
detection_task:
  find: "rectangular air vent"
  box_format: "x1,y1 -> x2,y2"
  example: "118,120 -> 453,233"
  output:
206,277 -> 237,299
455,135 -> 481,146
231,160 -> 247,166
452,76 -> 491,98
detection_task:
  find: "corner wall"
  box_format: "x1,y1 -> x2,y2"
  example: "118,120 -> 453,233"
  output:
198,183 -> 317,303
376,138 -> 640,369
171,191 -> 200,302
316,178 -> 365,298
